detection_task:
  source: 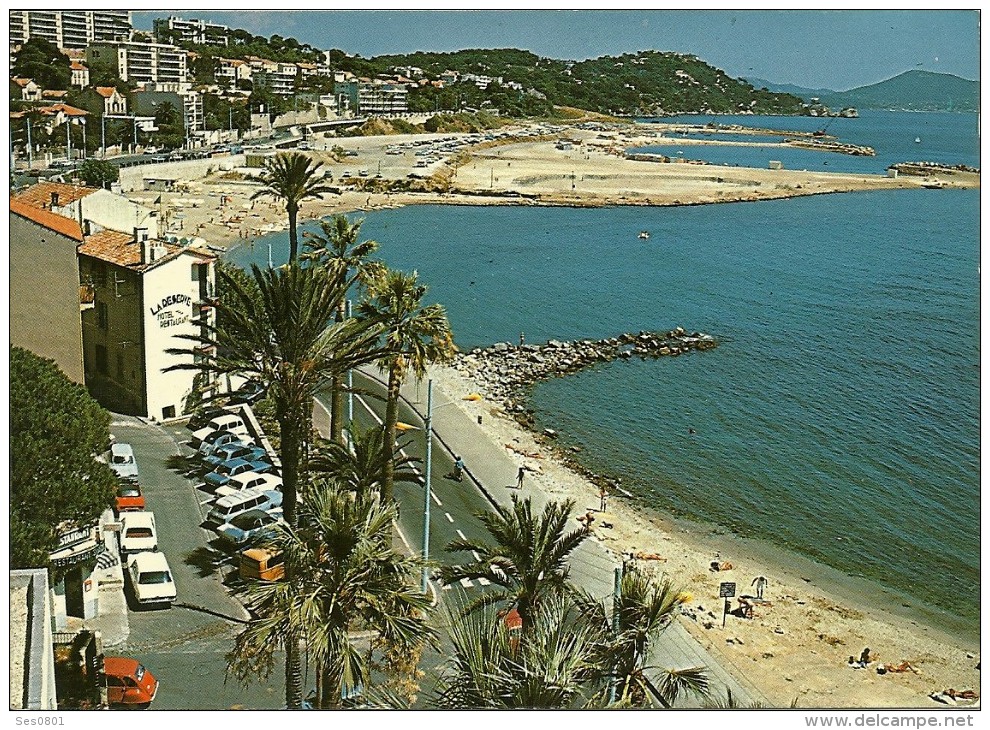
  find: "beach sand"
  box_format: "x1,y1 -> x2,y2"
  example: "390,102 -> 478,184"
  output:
129,132 -> 980,707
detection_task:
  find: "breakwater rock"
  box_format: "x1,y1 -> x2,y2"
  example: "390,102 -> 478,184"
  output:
453,328 -> 718,429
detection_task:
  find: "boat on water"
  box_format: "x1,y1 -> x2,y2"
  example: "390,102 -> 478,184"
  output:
638,230 -> 651,240
915,137 -> 922,144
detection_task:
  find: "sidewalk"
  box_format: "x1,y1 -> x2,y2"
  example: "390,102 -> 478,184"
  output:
388,368 -> 763,707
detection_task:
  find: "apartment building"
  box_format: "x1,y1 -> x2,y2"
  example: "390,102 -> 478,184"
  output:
253,62 -> 299,97
8,10 -> 132,49
87,40 -> 188,85
153,15 -> 229,46
133,83 -> 204,133
334,78 -> 409,115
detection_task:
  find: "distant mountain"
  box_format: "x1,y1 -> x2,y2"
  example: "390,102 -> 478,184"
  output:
742,77 -> 835,99
819,70 -> 978,112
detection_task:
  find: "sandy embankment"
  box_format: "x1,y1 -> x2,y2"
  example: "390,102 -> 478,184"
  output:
425,364 -> 979,709
128,133 -> 979,707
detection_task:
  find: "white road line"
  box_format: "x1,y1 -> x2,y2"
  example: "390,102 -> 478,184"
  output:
199,498 -> 213,506
445,512 -> 454,523
477,577 -> 491,586
459,577 -> 474,588
456,529 -> 467,540
432,491 -> 442,507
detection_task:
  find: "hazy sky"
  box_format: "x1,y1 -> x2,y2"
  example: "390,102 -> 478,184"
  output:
134,9 -> 980,90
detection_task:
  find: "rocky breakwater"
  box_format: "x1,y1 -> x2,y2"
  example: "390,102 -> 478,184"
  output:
453,328 -> 718,431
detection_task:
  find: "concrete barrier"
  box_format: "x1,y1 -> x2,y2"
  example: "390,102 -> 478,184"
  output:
117,155 -> 247,192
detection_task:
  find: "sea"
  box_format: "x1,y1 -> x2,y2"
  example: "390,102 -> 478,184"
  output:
227,111 -> 980,635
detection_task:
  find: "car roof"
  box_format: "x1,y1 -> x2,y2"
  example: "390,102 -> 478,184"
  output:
121,511 -> 155,527
214,486 -> 272,507
229,471 -> 275,486
103,656 -> 141,675
129,551 -> 169,570
111,443 -> 134,456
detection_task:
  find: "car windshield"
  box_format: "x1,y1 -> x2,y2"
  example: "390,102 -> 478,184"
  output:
139,571 -> 172,585
117,486 -> 140,497
232,512 -> 271,529
217,463 -> 234,475
125,527 -> 153,539
112,455 -> 133,464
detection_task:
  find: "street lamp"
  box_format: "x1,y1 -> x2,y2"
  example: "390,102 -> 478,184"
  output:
421,379 -> 434,593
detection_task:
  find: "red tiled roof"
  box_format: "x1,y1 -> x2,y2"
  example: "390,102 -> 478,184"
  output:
10,199 -> 84,242
48,103 -> 89,117
70,61 -> 88,70
95,86 -> 117,98
78,230 -> 186,271
12,182 -> 98,210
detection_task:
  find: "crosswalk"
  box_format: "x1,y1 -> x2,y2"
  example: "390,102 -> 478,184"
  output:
440,566 -> 492,591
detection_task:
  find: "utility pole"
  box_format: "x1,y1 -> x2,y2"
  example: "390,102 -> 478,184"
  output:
26,117 -> 33,170
81,118 -> 86,160
421,379 -> 434,594
101,115 -> 106,159
66,119 -> 72,163
609,564 -> 623,704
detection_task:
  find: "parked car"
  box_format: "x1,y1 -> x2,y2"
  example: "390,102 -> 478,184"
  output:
202,442 -> 269,471
239,546 -> 285,582
214,471 -> 283,499
142,146 -> 159,155
190,414 -> 249,449
187,406 -> 229,432
204,458 -> 275,491
103,657 -> 159,708
115,481 -> 145,512
229,379 -> 267,405
198,431 -> 254,460
109,443 -> 139,482
206,488 -> 283,526
126,551 -> 176,607
120,511 -> 158,554
215,508 -> 284,547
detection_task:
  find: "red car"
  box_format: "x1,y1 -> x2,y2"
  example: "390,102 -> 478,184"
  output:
115,482 -> 146,512
104,656 -> 159,708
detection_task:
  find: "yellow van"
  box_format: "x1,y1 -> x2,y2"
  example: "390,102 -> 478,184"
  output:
239,547 -> 284,582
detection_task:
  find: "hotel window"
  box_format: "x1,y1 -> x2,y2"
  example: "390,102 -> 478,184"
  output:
97,302 -> 109,330
95,345 -> 108,374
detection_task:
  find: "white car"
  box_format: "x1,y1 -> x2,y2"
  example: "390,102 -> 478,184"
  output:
109,443 -> 139,482
190,414 -> 249,449
127,551 -> 176,607
215,471 -> 283,499
119,511 -> 158,554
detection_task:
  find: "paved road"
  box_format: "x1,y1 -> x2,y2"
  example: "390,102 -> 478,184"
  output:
110,416 -> 284,710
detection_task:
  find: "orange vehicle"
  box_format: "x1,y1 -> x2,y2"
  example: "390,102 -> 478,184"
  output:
239,547 -> 284,582
103,656 -> 159,708
115,482 -> 146,512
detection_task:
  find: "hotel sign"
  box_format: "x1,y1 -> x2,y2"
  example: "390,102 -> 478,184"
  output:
150,293 -> 191,328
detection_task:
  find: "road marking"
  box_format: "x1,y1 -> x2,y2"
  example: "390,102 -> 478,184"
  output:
199,497 -> 214,506
456,529 -> 467,540
445,512 -> 454,523
441,583 -> 453,591
459,577 -> 473,588
431,491 -> 442,507
477,577 -> 491,586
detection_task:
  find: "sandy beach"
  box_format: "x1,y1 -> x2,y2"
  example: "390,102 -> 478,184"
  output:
125,129 -> 980,708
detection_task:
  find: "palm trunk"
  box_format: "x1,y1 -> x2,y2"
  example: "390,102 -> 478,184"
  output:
329,303 -> 346,445
285,637 -> 304,709
381,361 -> 402,504
288,203 -> 299,262
279,413 -> 301,528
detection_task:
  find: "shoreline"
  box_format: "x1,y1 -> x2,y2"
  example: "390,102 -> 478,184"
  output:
423,362 -> 980,708
123,132 -> 980,706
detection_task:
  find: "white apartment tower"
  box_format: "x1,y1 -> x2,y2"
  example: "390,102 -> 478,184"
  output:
8,11 -> 132,49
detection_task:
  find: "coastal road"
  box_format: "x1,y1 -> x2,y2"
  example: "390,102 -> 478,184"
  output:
110,417 -> 285,710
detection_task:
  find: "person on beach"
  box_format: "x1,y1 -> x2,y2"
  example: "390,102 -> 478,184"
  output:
752,575 -> 768,599
599,486 -> 608,513
858,648 -> 872,668
516,466 -> 525,489
453,456 -> 465,482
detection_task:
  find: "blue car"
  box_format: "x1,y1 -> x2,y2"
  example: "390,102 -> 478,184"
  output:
214,508 -> 283,547
203,442 -> 270,471
204,458 -> 274,491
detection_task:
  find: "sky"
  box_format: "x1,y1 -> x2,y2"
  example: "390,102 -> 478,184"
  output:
133,9 -> 980,91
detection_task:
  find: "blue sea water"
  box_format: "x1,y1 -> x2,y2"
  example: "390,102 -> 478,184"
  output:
228,112 -> 980,629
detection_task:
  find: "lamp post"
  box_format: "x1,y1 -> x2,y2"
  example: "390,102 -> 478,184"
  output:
609,564 -> 623,704
26,117 -> 33,169
346,299 -> 354,448
66,118 -> 72,163
421,379 -> 434,593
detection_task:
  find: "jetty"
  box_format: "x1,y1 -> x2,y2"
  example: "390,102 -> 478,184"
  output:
453,328 -> 718,428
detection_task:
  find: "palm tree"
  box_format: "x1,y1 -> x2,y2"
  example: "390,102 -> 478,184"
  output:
357,270 -> 455,504
301,215 -> 386,444
574,564 -> 709,708
169,262 -> 387,709
440,495 -> 589,628
432,594 -> 600,709
251,151 -> 335,262
227,482 -> 434,709
309,423 -> 422,497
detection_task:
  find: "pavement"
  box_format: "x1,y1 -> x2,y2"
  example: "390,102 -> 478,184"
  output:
355,365 -> 765,707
